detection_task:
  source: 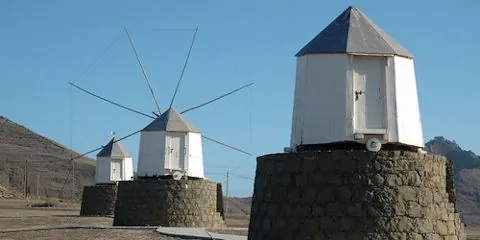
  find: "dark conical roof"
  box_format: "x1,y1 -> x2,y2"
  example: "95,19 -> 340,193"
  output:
142,108 -> 200,133
96,137 -> 131,158
296,6 -> 413,58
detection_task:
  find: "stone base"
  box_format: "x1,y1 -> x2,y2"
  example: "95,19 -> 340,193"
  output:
113,178 -> 226,228
217,183 -> 225,220
80,184 -> 118,216
248,151 -> 466,240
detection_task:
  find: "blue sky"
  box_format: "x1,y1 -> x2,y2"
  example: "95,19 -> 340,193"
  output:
1,0 -> 479,197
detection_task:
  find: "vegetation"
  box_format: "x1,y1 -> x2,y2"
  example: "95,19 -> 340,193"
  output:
27,198 -> 60,208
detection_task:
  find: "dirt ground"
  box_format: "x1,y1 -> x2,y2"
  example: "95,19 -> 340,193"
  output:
1,198 -> 479,239
468,227 -> 480,240
0,229 -> 187,240
0,199 -> 249,240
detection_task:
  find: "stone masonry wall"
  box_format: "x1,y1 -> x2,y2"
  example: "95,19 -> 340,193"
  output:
217,183 -> 225,220
248,151 -> 466,240
446,159 -> 457,208
80,184 -> 117,216
113,178 -> 226,228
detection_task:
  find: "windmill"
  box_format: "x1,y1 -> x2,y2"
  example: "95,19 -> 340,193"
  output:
69,26 -> 253,181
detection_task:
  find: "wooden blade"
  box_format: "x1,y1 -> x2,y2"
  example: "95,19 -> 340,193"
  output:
180,82 -> 254,115
168,27 -> 199,109
70,129 -> 142,161
70,82 -> 155,119
202,135 -> 252,156
124,26 -> 162,115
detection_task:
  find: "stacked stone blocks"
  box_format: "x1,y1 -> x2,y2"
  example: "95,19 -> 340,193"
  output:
247,151 -> 466,240
80,184 -> 118,216
113,178 -> 226,228
217,183 -> 225,220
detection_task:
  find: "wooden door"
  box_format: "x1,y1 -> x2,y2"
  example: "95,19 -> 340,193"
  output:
353,56 -> 387,131
167,133 -> 186,170
111,159 -> 122,181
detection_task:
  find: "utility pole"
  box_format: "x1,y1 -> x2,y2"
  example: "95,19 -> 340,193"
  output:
225,171 -> 229,216
24,159 -> 28,199
72,159 -> 75,200
36,175 -> 40,198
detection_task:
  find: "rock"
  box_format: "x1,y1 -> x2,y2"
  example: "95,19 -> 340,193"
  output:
113,178 -> 226,228
80,184 -> 117,216
248,151 -> 466,240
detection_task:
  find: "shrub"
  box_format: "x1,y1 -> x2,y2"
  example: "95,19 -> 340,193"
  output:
28,199 -> 59,208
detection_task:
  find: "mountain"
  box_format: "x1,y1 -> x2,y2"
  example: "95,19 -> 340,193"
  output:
0,116 -> 95,200
225,197 -> 251,215
425,136 -> 480,225
425,136 -> 480,172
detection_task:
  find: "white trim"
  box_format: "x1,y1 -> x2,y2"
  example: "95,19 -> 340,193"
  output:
354,129 -> 387,134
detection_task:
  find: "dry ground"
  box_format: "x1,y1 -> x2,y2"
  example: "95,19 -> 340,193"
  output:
1,198 -> 479,239
468,227 -> 480,240
0,199 -> 248,240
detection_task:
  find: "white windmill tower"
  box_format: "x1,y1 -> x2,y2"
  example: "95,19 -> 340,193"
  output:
289,6 -> 424,153
70,27 -> 252,181
137,108 -> 204,179
95,131 -> 134,184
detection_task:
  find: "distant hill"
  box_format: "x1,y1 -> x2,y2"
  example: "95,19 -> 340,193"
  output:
225,197 -> 251,215
425,136 -> 480,172
425,136 -> 480,226
0,116 -> 95,200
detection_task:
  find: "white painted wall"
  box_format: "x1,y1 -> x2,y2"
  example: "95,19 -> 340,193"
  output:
137,131 -> 166,177
122,157 -> 134,181
290,54 -> 351,146
290,56 -> 307,148
186,132 -> 205,178
393,56 -> 424,147
384,57 -> 399,141
290,54 -> 424,149
95,156 -> 111,184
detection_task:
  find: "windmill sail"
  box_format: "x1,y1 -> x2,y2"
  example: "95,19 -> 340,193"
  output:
169,27 -> 199,109
124,26 -> 162,115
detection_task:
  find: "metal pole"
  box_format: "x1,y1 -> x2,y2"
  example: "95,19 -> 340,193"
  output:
72,160 -> 75,200
24,159 -> 28,199
225,171 -> 229,216
36,175 -> 40,198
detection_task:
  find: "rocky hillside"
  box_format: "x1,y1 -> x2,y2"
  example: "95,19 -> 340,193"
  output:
425,136 -> 480,226
425,137 -> 480,172
0,116 -> 95,201
225,197 -> 251,215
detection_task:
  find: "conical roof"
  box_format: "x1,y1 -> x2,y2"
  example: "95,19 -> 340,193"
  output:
296,6 -> 413,58
97,137 -> 131,158
142,108 -> 200,133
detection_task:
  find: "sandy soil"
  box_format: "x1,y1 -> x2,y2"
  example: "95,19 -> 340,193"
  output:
1,198 -> 478,239
207,214 -> 250,236
467,227 -> 480,240
0,229 -> 186,240
0,199 -> 222,240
